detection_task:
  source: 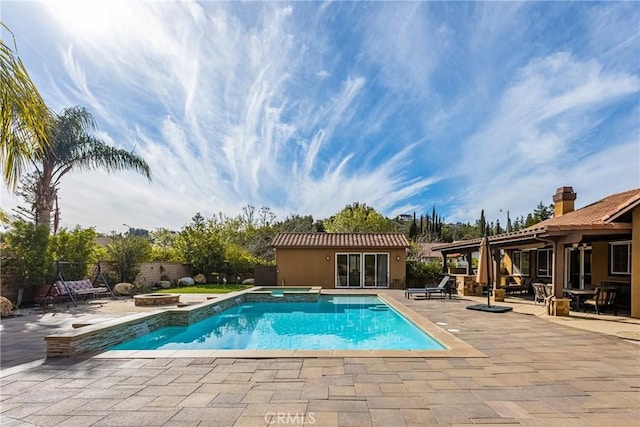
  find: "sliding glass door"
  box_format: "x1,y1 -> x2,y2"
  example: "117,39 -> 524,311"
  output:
337,253 -> 389,288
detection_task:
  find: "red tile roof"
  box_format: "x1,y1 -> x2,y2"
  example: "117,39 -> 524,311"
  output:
530,187 -> 640,231
272,233 -> 410,248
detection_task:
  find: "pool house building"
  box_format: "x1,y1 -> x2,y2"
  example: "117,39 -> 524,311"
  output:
272,232 -> 410,289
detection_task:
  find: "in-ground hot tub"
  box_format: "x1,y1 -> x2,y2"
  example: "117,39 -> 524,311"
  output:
133,293 -> 180,306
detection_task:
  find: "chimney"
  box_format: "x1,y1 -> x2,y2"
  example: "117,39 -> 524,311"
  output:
553,186 -> 577,217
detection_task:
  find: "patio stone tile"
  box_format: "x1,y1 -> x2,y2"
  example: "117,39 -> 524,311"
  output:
307,399 -> 369,413
269,389 -> 302,401
242,402 -> 308,416
199,372 -> 231,383
329,385 -> 355,397
137,383 -> 200,396
0,381 -> 42,395
299,367 -> 324,378
353,374 -> 402,383
400,408 -> 436,425
343,363 -> 367,374
164,366 -> 213,376
451,377 -> 483,390
144,374 -> 180,386
161,422 -> 199,427
240,390 -> 274,404
398,370 -> 447,380
302,359 -> 345,367
420,390 -> 481,405
197,383 -> 252,394
251,370 -> 278,382
354,383 -> 382,396
275,369 -> 300,379
52,414 -> 106,427
212,363 -> 257,373
426,379 -> 459,390
367,396 -> 425,409
379,383 -> 410,394
306,411 -> 338,427
212,392 -> 246,404
110,395 -> 157,411
147,395 -> 183,407
2,403 -> 50,419
322,366 -> 345,375
32,398 -> 91,415
225,372 -> 253,382
337,411 -> 373,426
370,408 -> 405,427
0,403 -> 22,414
258,361 -> 303,370
253,381 -> 304,391
22,414 -> 69,426
94,409 -> 179,426
5,390 -> 80,404
429,405 -> 472,424
364,363 -> 389,372
301,385 -> 329,400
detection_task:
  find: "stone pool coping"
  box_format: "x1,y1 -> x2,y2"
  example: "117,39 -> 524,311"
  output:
45,287 -> 486,359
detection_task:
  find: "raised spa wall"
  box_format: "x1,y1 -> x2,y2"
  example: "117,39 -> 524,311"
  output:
45,287 -> 321,358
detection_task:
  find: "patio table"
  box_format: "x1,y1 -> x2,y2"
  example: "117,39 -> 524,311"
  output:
563,288 -> 595,311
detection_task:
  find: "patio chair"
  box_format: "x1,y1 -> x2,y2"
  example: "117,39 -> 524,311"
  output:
532,283 -> 552,305
584,286 -> 618,315
405,275 -> 451,299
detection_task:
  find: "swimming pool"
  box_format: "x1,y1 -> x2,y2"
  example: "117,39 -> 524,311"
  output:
111,295 -> 444,351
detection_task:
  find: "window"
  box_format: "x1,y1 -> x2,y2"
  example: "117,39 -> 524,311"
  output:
512,250 -> 530,276
537,249 -> 552,277
610,241 -> 631,275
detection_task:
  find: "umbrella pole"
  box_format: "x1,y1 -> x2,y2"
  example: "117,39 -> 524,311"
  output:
486,238 -> 491,308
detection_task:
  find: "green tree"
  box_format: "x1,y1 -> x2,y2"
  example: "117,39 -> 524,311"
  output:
174,213 -> 225,277
149,228 -> 180,262
1,24 -> 50,188
533,201 -> 554,223
2,219 -> 52,306
28,106 -> 151,232
324,203 -> 397,233
49,226 -> 98,280
106,234 -> 151,283
277,214 -> 315,233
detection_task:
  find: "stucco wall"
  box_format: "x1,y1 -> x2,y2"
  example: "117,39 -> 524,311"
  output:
632,207 -> 640,318
275,247 -> 406,288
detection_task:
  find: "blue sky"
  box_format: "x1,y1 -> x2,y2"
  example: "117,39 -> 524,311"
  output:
2,1 -> 639,233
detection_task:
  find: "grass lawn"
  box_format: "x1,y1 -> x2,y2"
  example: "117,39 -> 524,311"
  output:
155,284 -> 252,294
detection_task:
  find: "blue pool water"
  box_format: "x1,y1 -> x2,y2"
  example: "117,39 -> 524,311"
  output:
111,295 -> 444,351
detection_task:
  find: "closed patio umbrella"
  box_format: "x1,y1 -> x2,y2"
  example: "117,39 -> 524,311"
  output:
476,237 -> 494,308
467,236 -> 512,313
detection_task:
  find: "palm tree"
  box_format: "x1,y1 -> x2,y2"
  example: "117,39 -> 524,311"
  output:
1,23 -> 50,188
29,106 -> 151,232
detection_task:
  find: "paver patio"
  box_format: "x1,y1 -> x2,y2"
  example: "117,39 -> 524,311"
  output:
1,290 -> 639,426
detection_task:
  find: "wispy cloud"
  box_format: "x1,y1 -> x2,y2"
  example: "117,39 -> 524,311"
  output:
1,1 -> 638,232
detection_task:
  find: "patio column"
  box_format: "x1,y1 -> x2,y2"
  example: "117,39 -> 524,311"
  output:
632,207 -> 640,318
551,240 -> 566,298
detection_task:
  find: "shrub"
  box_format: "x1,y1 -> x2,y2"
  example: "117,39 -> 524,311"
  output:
2,219 -> 53,289
106,234 -> 152,283
49,226 -> 98,280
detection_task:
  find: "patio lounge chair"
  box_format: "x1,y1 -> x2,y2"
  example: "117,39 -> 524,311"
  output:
405,275 -> 451,299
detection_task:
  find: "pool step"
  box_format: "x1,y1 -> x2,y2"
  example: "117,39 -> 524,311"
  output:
368,305 -> 390,311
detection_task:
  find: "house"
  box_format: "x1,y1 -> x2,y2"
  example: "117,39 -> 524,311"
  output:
271,233 -> 410,288
437,187 -> 639,318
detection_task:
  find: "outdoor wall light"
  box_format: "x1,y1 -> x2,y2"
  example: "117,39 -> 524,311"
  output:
572,243 -> 579,249
396,255 -> 401,261
326,255 -> 330,261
